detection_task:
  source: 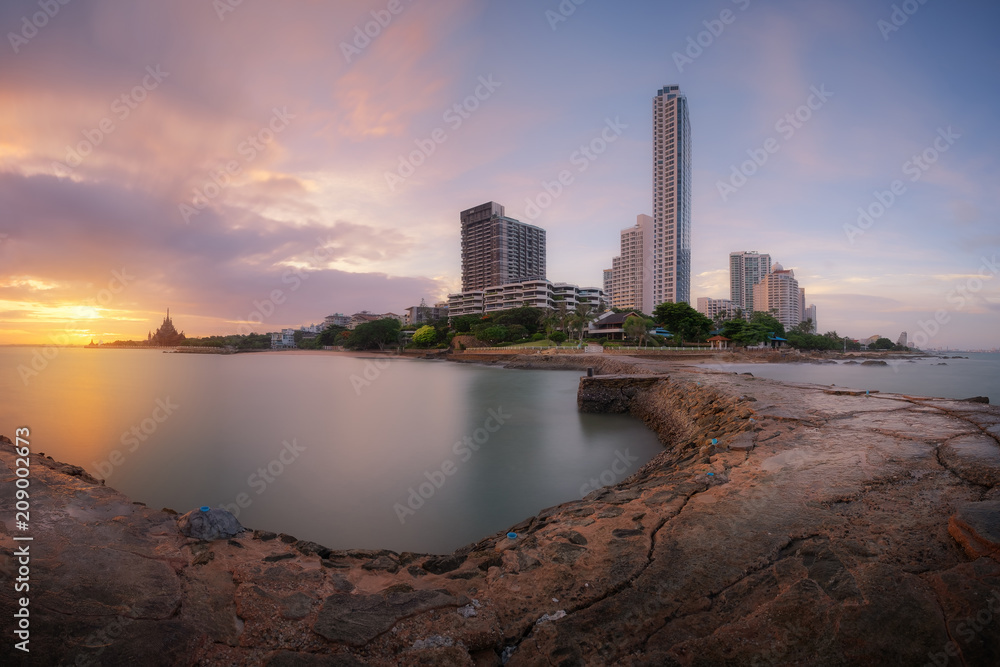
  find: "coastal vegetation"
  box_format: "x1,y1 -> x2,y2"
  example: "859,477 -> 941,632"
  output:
652,302 -> 713,343
94,305 -> 910,354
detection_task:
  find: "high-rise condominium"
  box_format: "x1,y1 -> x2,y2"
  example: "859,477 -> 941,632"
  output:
652,85 -> 691,306
610,214 -> 652,312
729,251 -> 772,314
753,263 -> 802,331
602,268 -> 614,304
460,201 -> 546,292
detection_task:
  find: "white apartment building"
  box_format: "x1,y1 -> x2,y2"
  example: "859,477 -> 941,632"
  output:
610,214 -> 652,312
696,297 -> 736,322
270,328 -> 296,349
752,263 -> 803,331
324,313 -> 351,328
448,280 -> 607,317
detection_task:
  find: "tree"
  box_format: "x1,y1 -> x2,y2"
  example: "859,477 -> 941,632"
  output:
554,302 -> 571,335
785,331 -> 839,351
344,318 -> 401,351
451,314 -> 483,333
749,311 -> 785,338
476,325 -> 510,345
791,319 -> 814,335
411,325 -> 437,347
721,318 -> 779,346
568,303 -> 597,344
873,337 -> 894,350
507,324 -> 528,341
492,306 -> 544,334
653,302 -> 713,343
624,315 -> 651,346
549,331 -> 567,344
316,325 -> 348,346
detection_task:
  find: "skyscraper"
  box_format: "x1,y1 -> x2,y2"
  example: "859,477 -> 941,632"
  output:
729,251 -> 772,314
610,214 -> 652,312
803,303 -> 818,333
460,201 -> 546,292
651,85 -> 691,306
753,263 -> 802,331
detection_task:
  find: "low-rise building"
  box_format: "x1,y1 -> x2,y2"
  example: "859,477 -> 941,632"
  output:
405,301 -> 449,325
587,311 -> 640,340
862,334 -> 882,349
348,312 -> 404,329
448,291 -> 485,318
270,329 -> 296,349
449,280 -> 608,317
707,335 -> 731,350
696,297 -> 736,322
324,313 -> 351,328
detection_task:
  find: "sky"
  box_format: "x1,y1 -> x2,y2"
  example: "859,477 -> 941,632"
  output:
0,0 -> 998,348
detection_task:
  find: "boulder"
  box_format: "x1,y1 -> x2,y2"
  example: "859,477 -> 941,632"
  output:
962,396 -> 990,404
177,507 -> 243,541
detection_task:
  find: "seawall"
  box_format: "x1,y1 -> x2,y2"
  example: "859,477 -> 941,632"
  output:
2,356 -> 999,665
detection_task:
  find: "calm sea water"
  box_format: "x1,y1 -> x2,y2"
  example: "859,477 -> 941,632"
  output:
697,352 -> 1000,404
0,348 -> 662,554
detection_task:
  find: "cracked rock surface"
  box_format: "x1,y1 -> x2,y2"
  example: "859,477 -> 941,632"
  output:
1,354 -> 999,666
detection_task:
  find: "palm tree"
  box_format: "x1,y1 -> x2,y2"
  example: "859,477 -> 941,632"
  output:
569,303 -> 595,345
549,302 -> 570,337
624,315 -> 648,347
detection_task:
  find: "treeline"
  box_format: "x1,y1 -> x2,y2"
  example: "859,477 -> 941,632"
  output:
96,305 -> 906,353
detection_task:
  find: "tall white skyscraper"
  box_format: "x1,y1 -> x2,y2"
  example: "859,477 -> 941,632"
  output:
729,251 -> 772,314
651,85 -> 691,307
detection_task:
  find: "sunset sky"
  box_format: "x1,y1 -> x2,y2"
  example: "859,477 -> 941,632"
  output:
1,0 -> 998,348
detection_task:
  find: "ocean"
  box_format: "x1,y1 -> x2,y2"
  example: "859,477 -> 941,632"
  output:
696,352 -> 1000,404
0,347 -> 663,554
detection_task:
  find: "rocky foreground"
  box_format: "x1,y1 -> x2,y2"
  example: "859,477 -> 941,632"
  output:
1,355 -> 999,666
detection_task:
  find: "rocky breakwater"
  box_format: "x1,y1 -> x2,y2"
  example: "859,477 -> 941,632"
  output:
1,364 -> 1000,665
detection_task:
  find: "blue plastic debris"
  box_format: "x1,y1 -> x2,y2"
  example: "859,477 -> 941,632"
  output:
507,532 -> 517,539
199,506 -> 210,512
